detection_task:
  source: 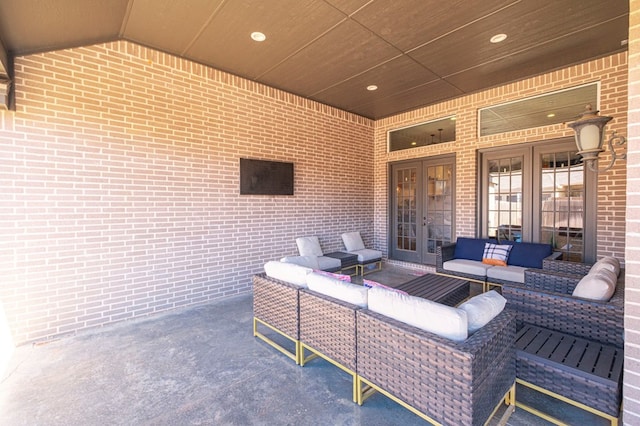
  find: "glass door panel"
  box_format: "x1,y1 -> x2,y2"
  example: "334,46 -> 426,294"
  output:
487,157 -> 523,241
391,164 -> 420,262
397,168 -> 417,252
424,163 -> 453,263
539,151 -> 584,262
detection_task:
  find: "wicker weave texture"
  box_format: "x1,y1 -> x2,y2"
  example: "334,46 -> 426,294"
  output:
299,289 -> 358,372
503,283 -> 624,347
518,351 -> 622,416
356,309 -> 515,426
253,273 -> 300,339
523,269 -> 583,293
542,258 -> 593,275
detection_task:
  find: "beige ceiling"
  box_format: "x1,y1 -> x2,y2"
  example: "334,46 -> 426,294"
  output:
0,0 -> 629,119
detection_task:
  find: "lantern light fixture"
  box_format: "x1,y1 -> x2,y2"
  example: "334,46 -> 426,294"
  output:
567,104 -> 626,173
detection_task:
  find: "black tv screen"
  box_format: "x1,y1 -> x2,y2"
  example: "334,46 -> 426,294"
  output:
240,158 -> 294,195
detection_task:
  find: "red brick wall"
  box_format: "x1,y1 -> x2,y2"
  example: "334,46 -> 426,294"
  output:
0,41 -> 374,344
625,0 -> 640,423
375,53 -> 628,264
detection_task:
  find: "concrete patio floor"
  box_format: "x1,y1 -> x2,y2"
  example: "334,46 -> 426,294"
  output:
0,265 -> 612,425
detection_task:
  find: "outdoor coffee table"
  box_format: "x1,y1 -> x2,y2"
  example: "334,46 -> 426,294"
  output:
393,273 -> 470,306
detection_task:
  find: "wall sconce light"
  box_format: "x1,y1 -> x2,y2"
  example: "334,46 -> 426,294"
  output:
567,104 -> 626,172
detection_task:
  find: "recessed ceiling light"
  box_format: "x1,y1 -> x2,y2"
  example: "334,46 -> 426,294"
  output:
490,33 -> 507,43
367,85 -> 378,91
411,141 -> 417,146
251,32 -> 266,42
547,113 -> 556,118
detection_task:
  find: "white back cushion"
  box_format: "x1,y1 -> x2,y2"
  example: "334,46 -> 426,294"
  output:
342,232 -> 365,252
296,236 -> 324,257
306,272 -> 368,307
367,287 -> 468,342
264,261 -> 312,287
590,256 -> 621,277
458,290 -> 506,333
572,269 -> 617,301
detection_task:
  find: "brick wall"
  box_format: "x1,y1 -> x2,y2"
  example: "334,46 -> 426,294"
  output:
374,53 -> 628,263
625,0 -> 640,423
0,41 -> 374,344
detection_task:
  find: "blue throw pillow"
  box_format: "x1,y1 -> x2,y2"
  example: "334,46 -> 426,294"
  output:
507,242 -> 552,268
454,237 -> 495,261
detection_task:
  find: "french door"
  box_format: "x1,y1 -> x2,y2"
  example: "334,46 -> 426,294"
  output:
480,139 -> 595,262
390,156 -> 455,265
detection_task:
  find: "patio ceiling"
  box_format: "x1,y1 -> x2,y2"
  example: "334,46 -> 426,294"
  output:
0,0 -> 629,119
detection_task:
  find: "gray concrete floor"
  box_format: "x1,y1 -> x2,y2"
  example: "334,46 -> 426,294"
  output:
0,265 -> 611,425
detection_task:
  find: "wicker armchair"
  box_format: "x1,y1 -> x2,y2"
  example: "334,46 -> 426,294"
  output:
355,309 -> 516,426
503,267 -> 624,347
503,263 -> 624,424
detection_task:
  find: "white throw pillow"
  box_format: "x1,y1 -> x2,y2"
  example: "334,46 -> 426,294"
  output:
590,256 -> 621,277
263,261 -> 312,287
572,269 -> 617,301
367,287 -> 468,342
306,272 -> 368,307
458,290 -> 507,334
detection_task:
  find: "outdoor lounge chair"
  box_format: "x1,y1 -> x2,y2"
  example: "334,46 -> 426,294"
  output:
341,231 -> 382,275
295,236 -> 341,272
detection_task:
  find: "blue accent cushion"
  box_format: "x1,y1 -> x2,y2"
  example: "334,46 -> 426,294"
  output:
453,237 -> 495,261
506,242 -> 552,268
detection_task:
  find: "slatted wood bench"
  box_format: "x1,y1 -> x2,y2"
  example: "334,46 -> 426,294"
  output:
515,324 -> 623,426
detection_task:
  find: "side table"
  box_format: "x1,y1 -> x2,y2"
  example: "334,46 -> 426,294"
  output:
324,251 -> 358,275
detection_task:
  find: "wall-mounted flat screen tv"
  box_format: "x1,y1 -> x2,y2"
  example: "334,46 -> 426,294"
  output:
240,158 -> 294,195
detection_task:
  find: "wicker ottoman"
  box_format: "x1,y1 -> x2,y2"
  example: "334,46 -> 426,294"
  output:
515,324 -> 623,425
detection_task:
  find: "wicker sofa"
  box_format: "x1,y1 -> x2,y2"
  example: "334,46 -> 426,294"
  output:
436,237 -> 561,290
254,261 -> 516,425
502,257 -> 624,425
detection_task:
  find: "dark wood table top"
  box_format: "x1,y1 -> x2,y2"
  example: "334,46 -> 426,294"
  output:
394,273 -> 470,306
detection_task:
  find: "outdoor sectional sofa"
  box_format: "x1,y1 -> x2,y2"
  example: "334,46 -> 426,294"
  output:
436,237 -> 561,290
253,260 -> 516,425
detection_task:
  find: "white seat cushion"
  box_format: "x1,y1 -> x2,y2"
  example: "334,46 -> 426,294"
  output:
367,287 -> 468,342
281,255 -> 320,269
350,248 -> 382,263
296,236 -> 324,257
458,290 -> 507,333
317,256 -> 341,271
264,261 -> 312,287
306,272 -> 368,307
341,231 -> 365,251
486,265 -> 528,283
443,259 -> 492,277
